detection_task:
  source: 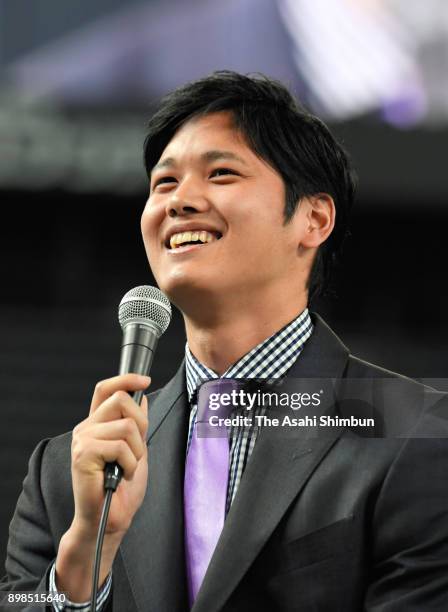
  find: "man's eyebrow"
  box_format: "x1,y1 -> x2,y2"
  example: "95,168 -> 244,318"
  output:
202,150 -> 248,165
151,157 -> 176,174
151,150 -> 248,174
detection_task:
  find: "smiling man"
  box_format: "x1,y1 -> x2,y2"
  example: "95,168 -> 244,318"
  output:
3,72 -> 448,612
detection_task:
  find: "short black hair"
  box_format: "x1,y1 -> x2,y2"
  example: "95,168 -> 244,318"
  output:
144,70 -> 356,300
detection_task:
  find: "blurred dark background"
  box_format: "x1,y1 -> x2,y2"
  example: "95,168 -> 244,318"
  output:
1,0 -> 447,567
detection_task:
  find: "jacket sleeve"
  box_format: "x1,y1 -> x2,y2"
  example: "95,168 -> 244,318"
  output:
1,438 -> 113,611
364,398 -> 448,611
1,439 -> 57,609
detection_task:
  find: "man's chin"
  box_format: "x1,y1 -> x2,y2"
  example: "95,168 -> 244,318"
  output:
158,276 -> 226,315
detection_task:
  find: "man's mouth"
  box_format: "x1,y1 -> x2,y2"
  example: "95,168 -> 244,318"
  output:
167,230 -> 222,250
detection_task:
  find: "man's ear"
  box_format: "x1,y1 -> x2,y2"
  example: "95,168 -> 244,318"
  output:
299,194 -> 335,248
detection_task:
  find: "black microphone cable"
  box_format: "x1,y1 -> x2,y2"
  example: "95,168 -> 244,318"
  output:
90,489 -> 113,612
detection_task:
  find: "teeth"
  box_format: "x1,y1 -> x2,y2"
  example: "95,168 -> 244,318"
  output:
169,230 -> 218,249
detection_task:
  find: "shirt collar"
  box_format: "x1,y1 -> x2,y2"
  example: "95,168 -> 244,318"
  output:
185,308 -> 313,402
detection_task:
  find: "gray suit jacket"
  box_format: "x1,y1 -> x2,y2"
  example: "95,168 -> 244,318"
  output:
2,314 -> 448,611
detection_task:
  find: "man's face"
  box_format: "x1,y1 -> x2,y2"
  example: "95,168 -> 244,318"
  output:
141,112 -> 306,310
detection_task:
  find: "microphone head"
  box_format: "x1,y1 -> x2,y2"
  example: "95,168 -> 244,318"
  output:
118,285 -> 172,338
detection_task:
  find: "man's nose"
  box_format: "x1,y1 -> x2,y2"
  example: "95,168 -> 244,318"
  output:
166,178 -> 210,218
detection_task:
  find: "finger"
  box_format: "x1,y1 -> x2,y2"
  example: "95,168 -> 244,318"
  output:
140,395 -> 148,438
90,374 -> 151,413
82,418 -> 146,461
90,390 -> 148,439
73,439 -> 139,481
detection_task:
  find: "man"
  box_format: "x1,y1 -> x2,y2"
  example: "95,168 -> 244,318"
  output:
2,71 -> 448,611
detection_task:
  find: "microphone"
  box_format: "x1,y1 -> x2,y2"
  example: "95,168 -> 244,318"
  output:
104,285 -> 172,491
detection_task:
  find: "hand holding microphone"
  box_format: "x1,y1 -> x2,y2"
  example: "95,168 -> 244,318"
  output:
70,373 -> 151,539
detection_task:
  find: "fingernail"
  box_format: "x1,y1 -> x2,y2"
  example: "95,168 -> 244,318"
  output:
139,375 -> 151,384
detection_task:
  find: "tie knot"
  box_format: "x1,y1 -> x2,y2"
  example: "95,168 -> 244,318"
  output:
196,378 -> 244,426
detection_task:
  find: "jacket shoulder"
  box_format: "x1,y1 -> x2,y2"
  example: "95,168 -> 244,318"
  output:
346,353 -> 445,396
343,353 -> 447,435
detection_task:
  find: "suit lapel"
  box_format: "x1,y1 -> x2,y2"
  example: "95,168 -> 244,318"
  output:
118,363 -> 189,612
192,314 -> 350,612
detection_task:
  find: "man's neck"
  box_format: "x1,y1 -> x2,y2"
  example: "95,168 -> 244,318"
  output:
183,295 -> 308,375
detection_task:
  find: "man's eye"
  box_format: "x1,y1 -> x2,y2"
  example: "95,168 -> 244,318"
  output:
153,176 -> 177,188
210,168 -> 238,178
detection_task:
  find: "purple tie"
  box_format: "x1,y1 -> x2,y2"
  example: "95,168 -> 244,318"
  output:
184,379 -> 238,605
